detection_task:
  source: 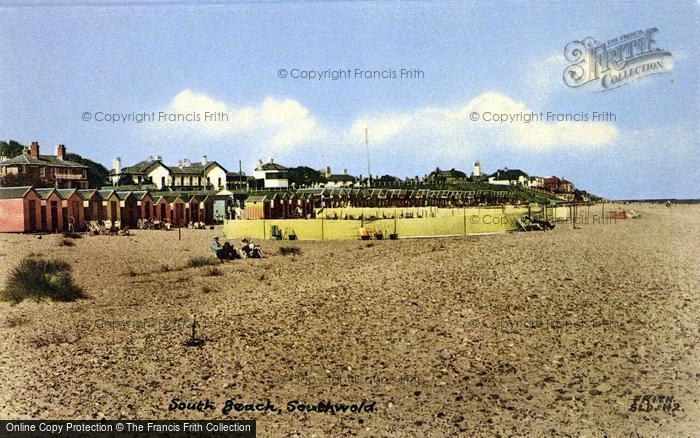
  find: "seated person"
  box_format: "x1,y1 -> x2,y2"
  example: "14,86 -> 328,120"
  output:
240,239 -> 264,258
210,237 -> 226,260
223,242 -> 240,259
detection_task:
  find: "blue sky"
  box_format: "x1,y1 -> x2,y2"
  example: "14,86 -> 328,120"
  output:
0,0 -> 698,199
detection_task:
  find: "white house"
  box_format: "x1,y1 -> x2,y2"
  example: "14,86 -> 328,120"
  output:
169,155 -> 227,190
488,168 -> 529,187
322,166 -> 358,188
110,156 -> 171,189
253,158 -> 288,188
111,155 -> 228,190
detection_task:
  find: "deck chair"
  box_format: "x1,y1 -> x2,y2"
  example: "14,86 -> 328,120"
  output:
85,221 -> 98,235
516,217 -> 530,232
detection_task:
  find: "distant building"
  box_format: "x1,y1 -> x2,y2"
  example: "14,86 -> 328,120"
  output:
488,168 -> 529,187
543,176 -> 574,192
110,156 -> 170,189
471,161 -> 481,178
529,176 -> 545,188
322,166 -> 358,188
253,158 -> 289,188
110,155 -> 227,190
0,142 -> 88,188
225,171 -> 251,190
426,167 -> 467,185
169,156 -> 227,190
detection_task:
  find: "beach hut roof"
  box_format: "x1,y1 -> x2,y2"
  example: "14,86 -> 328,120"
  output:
34,188 -> 58,199
162,194 -> 182,203
76,189 -> 101,200
246,194 -> 268,203
0,186 -> 33,199
98,189 -> 116,199
115,191 -> 134,200
192,194 -> 210,202
130,190 -> 151,200
55,188 -> 78,199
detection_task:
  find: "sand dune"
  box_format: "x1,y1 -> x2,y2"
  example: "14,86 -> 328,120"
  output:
0,204 -> 698,436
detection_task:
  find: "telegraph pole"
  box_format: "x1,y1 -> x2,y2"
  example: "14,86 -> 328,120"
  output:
366,127 -> 371,188
239,160 -> 243,191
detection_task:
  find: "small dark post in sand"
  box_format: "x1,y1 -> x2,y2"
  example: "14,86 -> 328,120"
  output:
184,314 -> 204,347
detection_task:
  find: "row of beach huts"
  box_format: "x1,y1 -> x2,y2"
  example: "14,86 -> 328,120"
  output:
0,185 -> 535,233
0,186 -> 216,233
243,187 -> 526,220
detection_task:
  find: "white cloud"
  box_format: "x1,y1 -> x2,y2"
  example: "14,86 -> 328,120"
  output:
348,91 -> 619,152
164,89 -> 327,151
153,89 -> 619,167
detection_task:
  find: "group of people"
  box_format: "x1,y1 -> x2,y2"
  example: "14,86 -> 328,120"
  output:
137,217 -> 172,230
210,237 -> 264,260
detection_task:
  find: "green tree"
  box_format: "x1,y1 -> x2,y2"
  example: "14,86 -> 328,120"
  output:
287,166 -> 325,187
0,140 -> 26,158
64,153 -> 110,188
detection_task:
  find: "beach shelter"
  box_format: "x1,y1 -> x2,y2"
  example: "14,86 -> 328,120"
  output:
98,189 -> 121,226
151,194 -> 167,221
163,194 -> 185,226
77,189 -> 104,223
194,194 -> 214,224
184,194 -> 199,223
35,188 -> 65,232
244,194 -> 269,220
268,193 -> 284,218
132,190 -> 154,221
0,186 -> 42,233
56,188 -> 85,230
115,191 -> 139,228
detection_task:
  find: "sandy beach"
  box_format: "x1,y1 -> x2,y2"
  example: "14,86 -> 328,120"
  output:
0,203 -> 698,436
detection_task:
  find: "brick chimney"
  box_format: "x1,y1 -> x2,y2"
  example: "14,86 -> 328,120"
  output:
56,144 -> 66,160
29,141 -> 39,158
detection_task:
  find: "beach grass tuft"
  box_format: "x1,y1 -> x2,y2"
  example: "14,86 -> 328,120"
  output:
1,258 -> 85,303
278,246 -> 302,256
187,256 -> 219,268
204,266 -> 222,277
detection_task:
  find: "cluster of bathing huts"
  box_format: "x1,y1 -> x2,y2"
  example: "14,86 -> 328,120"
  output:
244,187 -> 525,220
0,186 -> 215,233
0,185 -> 532,233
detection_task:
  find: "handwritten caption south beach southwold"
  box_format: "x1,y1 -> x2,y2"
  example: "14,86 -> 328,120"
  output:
169,398 -> 377,415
